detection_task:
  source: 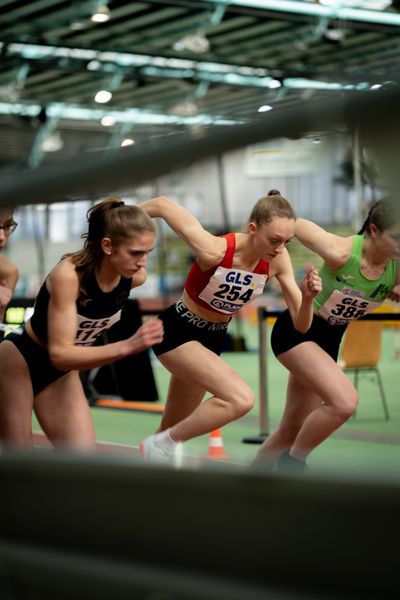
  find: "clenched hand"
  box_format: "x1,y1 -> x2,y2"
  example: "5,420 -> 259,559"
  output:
126,318 -> 164,355
302,265 -> 322,299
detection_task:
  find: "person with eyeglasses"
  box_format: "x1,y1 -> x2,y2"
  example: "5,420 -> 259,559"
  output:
0,207 -> 19,337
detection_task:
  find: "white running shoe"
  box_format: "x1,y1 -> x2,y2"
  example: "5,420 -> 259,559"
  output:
140,433 -> 183,467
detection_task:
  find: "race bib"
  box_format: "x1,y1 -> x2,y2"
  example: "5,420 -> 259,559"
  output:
75,310 -> 122,346
317,289 -> 381,326
199,266 -> 267,314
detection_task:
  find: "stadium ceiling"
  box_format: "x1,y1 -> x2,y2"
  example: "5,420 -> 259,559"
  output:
1,0 -> 400,172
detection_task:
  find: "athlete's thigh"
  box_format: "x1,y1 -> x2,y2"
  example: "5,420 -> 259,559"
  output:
278,341 -> 353,403
158,341 -> 251,398
161,373 -> 207,427
34,371 -> 95,447
0,340 -> 34,422
278,372 -> 324,430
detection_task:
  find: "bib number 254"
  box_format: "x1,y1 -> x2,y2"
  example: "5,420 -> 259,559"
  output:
213,284 -> 253,303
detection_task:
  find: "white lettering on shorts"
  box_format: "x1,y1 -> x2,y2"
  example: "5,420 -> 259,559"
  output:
175,300 -> 229,331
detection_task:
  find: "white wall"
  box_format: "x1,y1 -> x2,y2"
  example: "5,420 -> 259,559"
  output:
6,133 -> 353,298
153,133 -> 351,227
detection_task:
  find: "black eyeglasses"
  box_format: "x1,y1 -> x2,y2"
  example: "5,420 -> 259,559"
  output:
0,220 -> 18,234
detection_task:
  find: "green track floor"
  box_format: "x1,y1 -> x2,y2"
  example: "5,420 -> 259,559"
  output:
33,322 -> 400,477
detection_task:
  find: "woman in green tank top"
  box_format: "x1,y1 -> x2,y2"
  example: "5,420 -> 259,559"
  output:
253,198 -> 400,473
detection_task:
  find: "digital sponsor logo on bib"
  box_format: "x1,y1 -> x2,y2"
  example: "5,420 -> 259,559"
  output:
199,267 -> 267,315
342,287 -> 364,298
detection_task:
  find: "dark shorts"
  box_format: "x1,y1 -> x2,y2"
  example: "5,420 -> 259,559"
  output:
3,328 -> 68,395
270,309 -> 347,361
152,299 -> 230,357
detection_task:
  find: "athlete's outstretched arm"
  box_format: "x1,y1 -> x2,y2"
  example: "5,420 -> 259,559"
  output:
295,218 -> 351,266
138,195 -> 225,266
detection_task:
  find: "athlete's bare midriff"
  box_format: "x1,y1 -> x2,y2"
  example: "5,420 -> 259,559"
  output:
181,289 -> 231,323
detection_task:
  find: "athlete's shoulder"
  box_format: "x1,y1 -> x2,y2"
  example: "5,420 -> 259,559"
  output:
323,235 -> 354,270
0,254 -> 18,278
47,257 -> 79,293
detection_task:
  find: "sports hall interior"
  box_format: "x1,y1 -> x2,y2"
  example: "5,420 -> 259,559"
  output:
1,2 -> 400,598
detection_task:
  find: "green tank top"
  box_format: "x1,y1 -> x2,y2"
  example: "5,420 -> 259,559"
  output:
313,235 -> 398,326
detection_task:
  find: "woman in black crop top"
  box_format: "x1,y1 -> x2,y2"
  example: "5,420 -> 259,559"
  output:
0,197 -> 163,450
136,191 -> 322,465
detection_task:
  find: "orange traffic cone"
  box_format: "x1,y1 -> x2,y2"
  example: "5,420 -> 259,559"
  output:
205,428 -> 230,460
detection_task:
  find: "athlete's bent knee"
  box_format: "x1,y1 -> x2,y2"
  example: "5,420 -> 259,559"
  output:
230,387 -> 255,418
335,390 -> 359,422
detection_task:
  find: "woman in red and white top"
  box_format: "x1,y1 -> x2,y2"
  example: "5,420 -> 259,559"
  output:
138,191 -> 322,463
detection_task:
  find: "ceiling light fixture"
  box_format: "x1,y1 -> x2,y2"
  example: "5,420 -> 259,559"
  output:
41,132 -> 64,153
70,20 -> 86,31
121,138 -> 134,147
91,1 -> 110,23
268,79 -> 282,89
323,26 -> 347,42
95,90 -> 112,103
258,105 -> 273,112
169,101 -> 199,117
101,115 -> 116,126
173,34 -> 210,54
87,60 -> 102,71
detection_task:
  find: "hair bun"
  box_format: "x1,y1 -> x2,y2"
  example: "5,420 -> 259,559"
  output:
110,199 -> 125,208
268,189 -> 281,196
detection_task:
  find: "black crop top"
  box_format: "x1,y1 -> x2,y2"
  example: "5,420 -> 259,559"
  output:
30,270 -> 132,346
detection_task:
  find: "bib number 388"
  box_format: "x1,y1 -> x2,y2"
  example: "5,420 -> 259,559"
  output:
318,290 -> 381,325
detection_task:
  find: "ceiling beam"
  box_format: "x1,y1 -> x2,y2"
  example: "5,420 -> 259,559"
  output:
3,41 -> 374,91
217,1 -> 400,27
1,85 -> 400,207
0,101 -> 240,126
